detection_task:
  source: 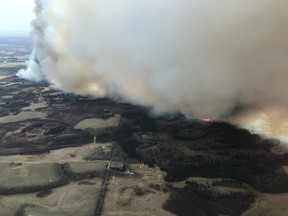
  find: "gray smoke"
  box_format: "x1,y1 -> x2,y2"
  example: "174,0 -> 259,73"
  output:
18,0 -> 288,119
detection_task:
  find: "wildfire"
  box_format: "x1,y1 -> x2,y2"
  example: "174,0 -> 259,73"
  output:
200,118 -> 213,122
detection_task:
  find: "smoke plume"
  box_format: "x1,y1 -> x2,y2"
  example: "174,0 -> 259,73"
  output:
18,0 -> 288,121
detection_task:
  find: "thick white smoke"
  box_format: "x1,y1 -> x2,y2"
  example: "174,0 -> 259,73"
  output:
18,0 -> 288,120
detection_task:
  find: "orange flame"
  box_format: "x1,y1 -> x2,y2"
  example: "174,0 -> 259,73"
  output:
200,118 -> 213,122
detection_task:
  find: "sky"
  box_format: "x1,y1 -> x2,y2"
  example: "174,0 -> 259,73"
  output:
0,0 -> 35,36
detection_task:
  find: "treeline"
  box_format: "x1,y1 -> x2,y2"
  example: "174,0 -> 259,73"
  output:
163,180 -> 255,216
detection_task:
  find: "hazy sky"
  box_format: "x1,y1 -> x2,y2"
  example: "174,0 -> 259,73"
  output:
0,0 -> 35,36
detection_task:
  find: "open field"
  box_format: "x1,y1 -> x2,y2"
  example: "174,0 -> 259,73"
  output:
0,162 -> 62,194
0,181 -> 102,216
243,192 -> 288,216
102,172 -> 174,216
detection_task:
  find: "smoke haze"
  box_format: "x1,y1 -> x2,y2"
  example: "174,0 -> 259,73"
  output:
18,0 -> 288,121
